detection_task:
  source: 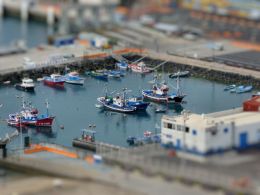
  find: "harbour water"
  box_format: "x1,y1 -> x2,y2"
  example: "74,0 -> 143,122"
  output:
0,17 -> 49,47
0,73 -> 252,147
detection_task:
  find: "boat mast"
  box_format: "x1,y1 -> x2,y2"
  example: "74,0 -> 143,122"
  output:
45,100 -> 49,116
176,76 -> 181,96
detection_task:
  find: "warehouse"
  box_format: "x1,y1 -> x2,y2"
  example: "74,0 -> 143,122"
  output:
161,103 -> 260,156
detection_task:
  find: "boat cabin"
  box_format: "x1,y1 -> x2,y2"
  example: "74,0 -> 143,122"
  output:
22,78 -> 34,84
81,129 -> 96,142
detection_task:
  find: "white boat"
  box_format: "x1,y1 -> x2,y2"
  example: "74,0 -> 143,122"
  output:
15,78 -> 35,92
129,61 -> 151,74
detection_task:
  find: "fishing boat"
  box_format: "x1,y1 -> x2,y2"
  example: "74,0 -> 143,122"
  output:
129,61 -> 151,74
235,85 -> 253,94
224,84 -> 236,91
142,77 -> 186,104
127,96 -> 150,111
64,71 -> 85,85
115,61 -> 128,70
43,74 -> 65,87
72,129 -> 97,151
89,70 -> 108,81
97,88 -> 149,113
15,78 -> 35,92
169,71 -> 190,78
106,70 -> 122,78
7,100 -> 55,127
97,96 -> 137,113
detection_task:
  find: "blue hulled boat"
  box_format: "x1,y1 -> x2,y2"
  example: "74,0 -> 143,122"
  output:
97,89 -> 149,113
106,70 -> 125,78
115,61 -> 128,70
89,70 -> 108,81
64,71 -> 85,85
97,96 -> 137,113
224,84 -> 236,91
127,96 -> 150,111
235,85 -> 253,94
142,77 -> 186,104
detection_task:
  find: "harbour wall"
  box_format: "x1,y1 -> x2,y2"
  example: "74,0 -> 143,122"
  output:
124,54 -> 260,89
1,52 -> 260,89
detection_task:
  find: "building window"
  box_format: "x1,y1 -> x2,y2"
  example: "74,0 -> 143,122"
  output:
167,123 -> 173,129
185,127 -> 189,133
192,130 -> 197,136
177,125 -> 182,131
224,128 -> 229,133
211,130 -> 217,136
166,134 -> 172,138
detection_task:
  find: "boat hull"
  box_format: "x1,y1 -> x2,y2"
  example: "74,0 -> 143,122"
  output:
127,102 -> 150,111
8,116 -> 55,127
43,80 -> 64,87
142,90 -> 184,103
65,79 -> 84,85
97,97 -> 136,113
72,138 -> 96,151
15,84 -> 35,92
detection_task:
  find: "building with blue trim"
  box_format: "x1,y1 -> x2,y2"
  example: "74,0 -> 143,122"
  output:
161,107 -> 260,156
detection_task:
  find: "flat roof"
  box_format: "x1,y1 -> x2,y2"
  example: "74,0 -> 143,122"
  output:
162,109 -> 260,128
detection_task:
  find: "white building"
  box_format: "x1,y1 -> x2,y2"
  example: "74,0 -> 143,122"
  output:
161,108 -> 260,156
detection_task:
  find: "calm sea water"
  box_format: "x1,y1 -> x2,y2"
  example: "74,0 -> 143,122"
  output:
0,17 -> 49,47
0,73 -> 252,148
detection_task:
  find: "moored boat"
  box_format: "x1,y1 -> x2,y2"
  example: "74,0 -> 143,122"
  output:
235,85 -> 253,94
142,77 -> 186,104
97,88 -> 149,113
224,84 -> 236,91
7,100 -> 55,127
129,61 -> 151,74
106,70 -> 122,78
72,129 -> 97,151
89,70 -> 108,81
127,96 -> 150,111
115,61 -> 128,70
97,96 -> 137,113
169,71 -> 190,78
15,78 -> 35,92
64,71 -> 85,85
43,74 -> 65,87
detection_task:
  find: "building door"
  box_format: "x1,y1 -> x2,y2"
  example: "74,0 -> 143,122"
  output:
176,139 -> 181,149
239,132 -> 248,149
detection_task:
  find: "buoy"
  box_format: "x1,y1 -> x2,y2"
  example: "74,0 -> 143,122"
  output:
60,125 -> 64,129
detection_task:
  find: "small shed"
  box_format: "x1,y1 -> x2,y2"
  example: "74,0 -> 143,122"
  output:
243,96 -> 260,112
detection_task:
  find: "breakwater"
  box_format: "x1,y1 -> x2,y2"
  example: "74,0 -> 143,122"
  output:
1,53 -> 260,90
124,55 -> 260,90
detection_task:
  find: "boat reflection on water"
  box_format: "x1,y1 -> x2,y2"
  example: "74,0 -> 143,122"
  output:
168,103 -> 184,113
99,109 -> 151,119
151,103 -> 184,114
29,127 -> 57,143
